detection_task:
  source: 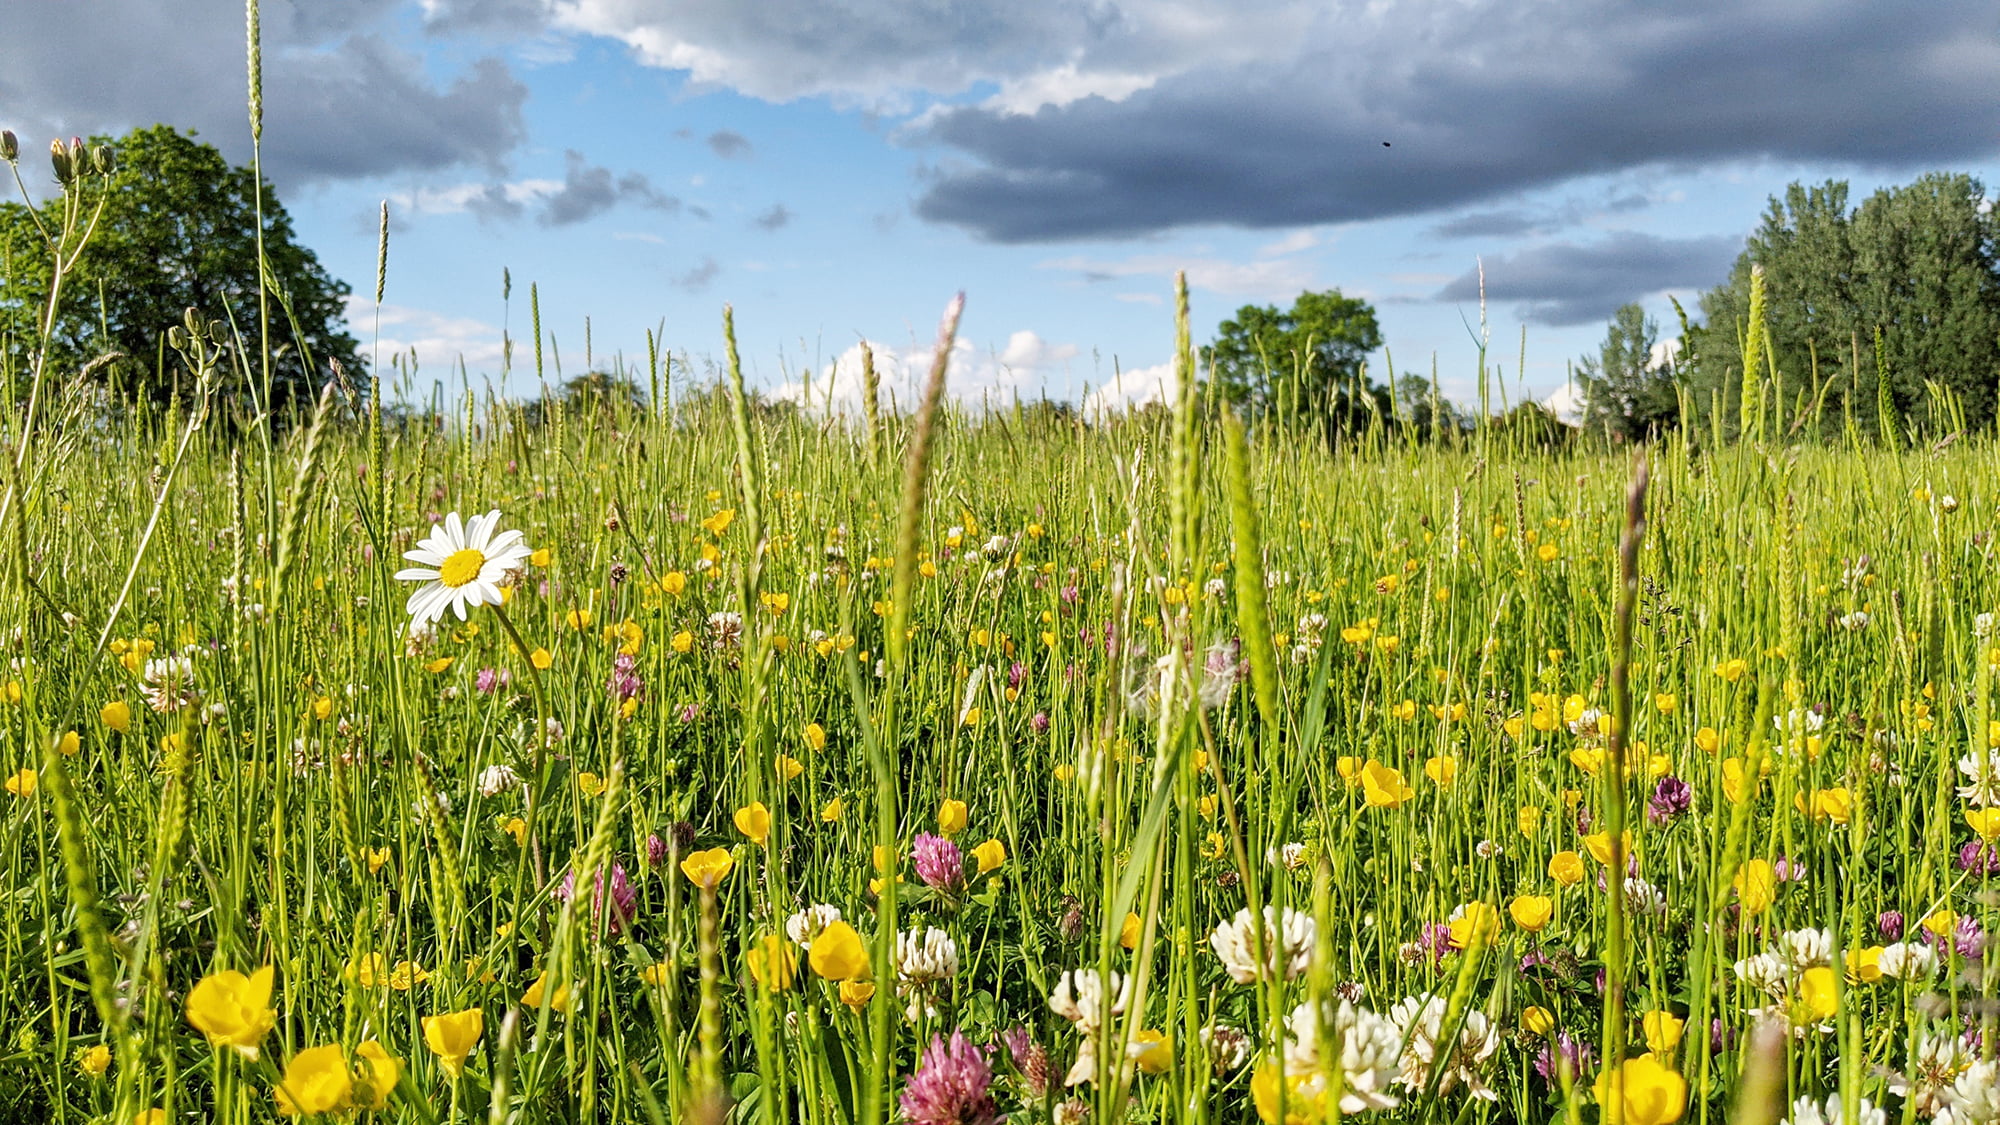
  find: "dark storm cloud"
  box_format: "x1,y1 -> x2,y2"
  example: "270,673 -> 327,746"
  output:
0,3 -> 527,184
537,150 -> 681,226
1435,233 -> 1741,326
911,1 -> 2000,242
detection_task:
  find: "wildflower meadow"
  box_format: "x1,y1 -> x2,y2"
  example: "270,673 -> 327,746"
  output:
6,30 -> 2000,1125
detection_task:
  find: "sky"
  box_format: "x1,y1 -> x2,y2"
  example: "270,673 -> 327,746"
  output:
3,0 -> 1997,413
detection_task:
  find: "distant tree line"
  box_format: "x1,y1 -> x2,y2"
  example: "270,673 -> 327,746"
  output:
1577,172 -> 2000,443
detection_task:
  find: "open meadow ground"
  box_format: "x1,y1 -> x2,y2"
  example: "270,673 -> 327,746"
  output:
4,379 -> 2000,1125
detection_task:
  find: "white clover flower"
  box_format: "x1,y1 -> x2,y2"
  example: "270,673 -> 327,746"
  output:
1977,612 -> 1996,639
1388,993 -> 1497,1101
1778,928 -> 1833,968
1623,877 -> 1668,916
1889,1033 -> 1970,1120
785,904 -> 843,948
1048,969 -> 1130,1033
476,764 -> 520,798
1732,951 -> 1791,998
1282,999 -> 1403,1114
1204,578 -> 1228,598
706,611 -> 744,650
894,926 -> 959,1020
1945,1059 -> 2000,1125
1210,906 -> 1316,984
1877,941 -> 1938,981
895,927 -> 958,983
1958,751 -> 2000,807
1783,1093 -> 1885,1125
1199,1024 -> 1251,1073
1838,611 -> 1870,631
394,509 -> 533,626
142,655 -> 199,713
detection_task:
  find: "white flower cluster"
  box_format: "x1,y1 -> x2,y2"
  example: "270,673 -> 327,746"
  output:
1388,993 -> 1498,1101
1958,751 -> 2000,807
1782,1093 -> 1886,1125
785,904 -> 842,948
1047,969 -> 1130,1033
1281,999 -> 1402,1114
894,926 -> 958,1020
1210,906 -> 1316,984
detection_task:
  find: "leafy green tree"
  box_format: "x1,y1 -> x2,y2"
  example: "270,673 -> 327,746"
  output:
1207,289 -> 1384,437
1577,303 -> 1680,441
0,125 -> 360,415
1694,173 -> 2000,437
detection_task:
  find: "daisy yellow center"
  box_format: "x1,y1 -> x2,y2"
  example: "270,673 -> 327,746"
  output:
438,548 -> 486,588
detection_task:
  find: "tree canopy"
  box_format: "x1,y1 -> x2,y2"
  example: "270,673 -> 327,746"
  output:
1691,173 -> 2000,437
1207,289 -> 1384,437
0,125 -> 360,416
1575,303 -> 1680,441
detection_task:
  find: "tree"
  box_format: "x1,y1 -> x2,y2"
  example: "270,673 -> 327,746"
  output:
0,125 -> 360,416
1207,289 -> 1384,437
1693,173 -> 2000,437
1576,303 -> 1680,441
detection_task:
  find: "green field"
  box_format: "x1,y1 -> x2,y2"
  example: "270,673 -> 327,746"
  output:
3,279 -> 2000,1125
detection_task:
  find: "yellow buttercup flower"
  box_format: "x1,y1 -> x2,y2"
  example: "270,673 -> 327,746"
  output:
681,847 -> 734,889
1509,895 -> 1554,933
735,802 -> 771,845
803,722 -> 827,751
1642,1010 -> 1684,1054
5,768 -> 36,798
76,1043 -> 111,1076
522,971 -> 573,1014
1359,760 -> 1414,808
274,1044 -> 351,1117
1968,807 -> 2000,841
1733,859 -> 1776,916
100,700 -> 132,733
747,934 -> 798,992
838,979 -> 876,1010
1797,966 -> 1839,1021
971,838 -> 1006,874
1521,1006 -> 1556,1035
1131,1029 -> 1171,1075
351,1041 -> 401,1111
185,965 -> 278,1058
820,797 -> 845,822
1592,1053 -> 1687,1125
1846,946 -> 1885,984
1250,1062 -> 1326,1125
937,798 -> 969,836
1548,851 -> 1586,887
1120,912 -> 1144,950
807,920 -> 870,981
1583,830 -> 1634,867
422,1008 -> 485,1078
1424,755 -> 1458,787
1448,902 -> 1501,950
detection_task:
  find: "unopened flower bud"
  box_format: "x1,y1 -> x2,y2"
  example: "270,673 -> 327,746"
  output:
166,326 -> 187,352
93,145 -> 115,176
0,131 -> 17,163
183,307 -> 203,335
49,139 -> 71,184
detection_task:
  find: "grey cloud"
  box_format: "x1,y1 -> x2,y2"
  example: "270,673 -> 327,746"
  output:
674,257 -> 722,292
1429,211 -> 1543,240
538,150 -> 680,226
909,0 -> 2000,242
706,130 -> 753,158
422,0 -> 552,35
1434,233 -> 1741,326
0,4 -> 525,183
753,203 -> 791,230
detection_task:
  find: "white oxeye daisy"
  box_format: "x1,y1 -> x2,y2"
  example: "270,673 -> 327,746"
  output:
395,510 -> 534,626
